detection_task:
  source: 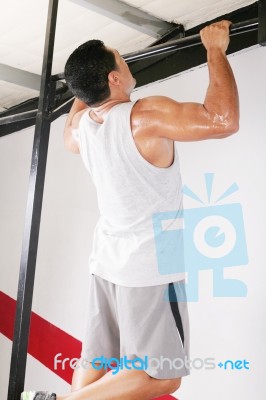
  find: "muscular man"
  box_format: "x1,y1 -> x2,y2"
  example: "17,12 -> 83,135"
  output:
21,20 -> 239,400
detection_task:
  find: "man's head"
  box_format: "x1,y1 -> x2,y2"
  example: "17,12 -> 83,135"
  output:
64,39 -> 136,107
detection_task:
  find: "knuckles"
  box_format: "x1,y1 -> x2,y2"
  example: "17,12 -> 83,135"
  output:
200,19 -> 232,35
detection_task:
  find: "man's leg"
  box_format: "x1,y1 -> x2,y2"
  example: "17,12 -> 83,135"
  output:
68,278 -> 188,399
70,274 -> 120,392
62,369 -> 181,400
21,279 -> 189,400
71,363 -> 107,391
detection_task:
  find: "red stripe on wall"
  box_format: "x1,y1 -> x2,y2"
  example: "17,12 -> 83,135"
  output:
0,290 -> 81,383
0,291 -> 176,399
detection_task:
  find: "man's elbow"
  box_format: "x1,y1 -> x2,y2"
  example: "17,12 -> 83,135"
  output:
215,117 -> 240,139
64,139 -> 80,154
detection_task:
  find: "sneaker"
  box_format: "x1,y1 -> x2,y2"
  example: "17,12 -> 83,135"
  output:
21,391 -> 56,400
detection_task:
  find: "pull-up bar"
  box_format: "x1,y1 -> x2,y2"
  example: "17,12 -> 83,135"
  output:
123,18 -> 259,63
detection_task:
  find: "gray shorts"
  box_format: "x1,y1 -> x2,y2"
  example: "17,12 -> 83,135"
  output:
80,273 -> 190,379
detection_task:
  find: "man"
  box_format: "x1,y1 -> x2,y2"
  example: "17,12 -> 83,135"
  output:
21,20 -> 239,400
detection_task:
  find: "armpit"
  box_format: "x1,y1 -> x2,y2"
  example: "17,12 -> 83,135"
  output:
72,128 -> 81,144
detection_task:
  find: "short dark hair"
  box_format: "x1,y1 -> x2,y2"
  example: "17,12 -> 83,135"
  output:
64,39 -> 117,107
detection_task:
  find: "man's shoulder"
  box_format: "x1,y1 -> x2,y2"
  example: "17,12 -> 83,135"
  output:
134,96 -> 173,112
132,96 -> 179,129
131,96 -> 176,140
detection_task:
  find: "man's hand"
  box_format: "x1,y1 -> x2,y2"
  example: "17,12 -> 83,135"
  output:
200,20 -> 232,54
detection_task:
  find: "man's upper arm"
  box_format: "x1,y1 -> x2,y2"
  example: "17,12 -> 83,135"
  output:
134,96 -> 238,141
64,109 -> 87,154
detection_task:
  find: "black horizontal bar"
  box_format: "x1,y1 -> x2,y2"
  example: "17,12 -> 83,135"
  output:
51,96 -> 74,121
0,118 -> 37,137
0,110 -> 37,125
52,72 -> 64,81
0,97 -> 75,127
123,18 -> 259,62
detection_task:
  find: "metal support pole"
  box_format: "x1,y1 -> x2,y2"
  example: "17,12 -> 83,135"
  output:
69,0 -> 176,38
258,0 -> 266,45
7,0 -> 58,399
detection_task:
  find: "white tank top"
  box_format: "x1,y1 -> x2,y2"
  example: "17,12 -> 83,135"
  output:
74,101 -> 185,287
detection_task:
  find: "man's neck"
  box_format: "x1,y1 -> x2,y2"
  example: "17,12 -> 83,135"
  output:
89,96 -> 131,123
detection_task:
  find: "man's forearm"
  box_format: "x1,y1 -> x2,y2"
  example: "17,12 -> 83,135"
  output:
204,49 -> 239,131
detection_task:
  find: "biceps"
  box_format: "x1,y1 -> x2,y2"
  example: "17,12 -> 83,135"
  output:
160,102 -> 228,141
163,102 -> 216,141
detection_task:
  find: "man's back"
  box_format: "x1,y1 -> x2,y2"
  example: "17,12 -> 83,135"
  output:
74,100 -> 186,287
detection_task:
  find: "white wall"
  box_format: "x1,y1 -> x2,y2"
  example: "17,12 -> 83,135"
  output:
132,45 -> 266,399
1,45 -> 265,399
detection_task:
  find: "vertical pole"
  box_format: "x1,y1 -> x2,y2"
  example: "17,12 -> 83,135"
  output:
259,0 -> 266,45
7,1 -> 59,399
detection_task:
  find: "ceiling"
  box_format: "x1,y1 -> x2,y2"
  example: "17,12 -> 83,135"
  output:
0,0 -> 257,113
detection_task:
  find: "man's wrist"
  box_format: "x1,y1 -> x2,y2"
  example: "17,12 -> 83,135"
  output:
207,47 -> 227,62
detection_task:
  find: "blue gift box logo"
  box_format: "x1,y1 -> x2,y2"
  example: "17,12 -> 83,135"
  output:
152,173 -> 249,301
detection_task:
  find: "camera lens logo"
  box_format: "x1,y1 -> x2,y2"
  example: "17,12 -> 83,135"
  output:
152,173 -> 249,301
194,215 -> 236,259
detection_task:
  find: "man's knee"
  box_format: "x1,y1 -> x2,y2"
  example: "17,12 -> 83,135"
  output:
71,362 -> 106,391
164,377 -> 182,394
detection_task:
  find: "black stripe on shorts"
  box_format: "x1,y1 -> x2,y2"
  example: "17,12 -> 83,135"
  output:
168,283 -> 184,347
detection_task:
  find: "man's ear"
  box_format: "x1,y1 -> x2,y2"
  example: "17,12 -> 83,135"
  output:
108,71 -> 120,86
